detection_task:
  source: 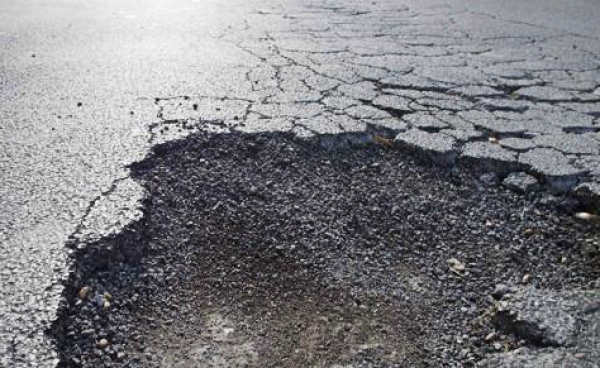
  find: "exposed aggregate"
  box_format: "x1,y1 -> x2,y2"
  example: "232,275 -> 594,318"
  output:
52,132 -> 600,368
3,0 -> 600,366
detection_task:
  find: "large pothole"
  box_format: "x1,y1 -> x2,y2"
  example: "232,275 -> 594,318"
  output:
51,131 -> 598,368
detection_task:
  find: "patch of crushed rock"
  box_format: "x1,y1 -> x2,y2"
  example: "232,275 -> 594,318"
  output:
51,132 -> 599,368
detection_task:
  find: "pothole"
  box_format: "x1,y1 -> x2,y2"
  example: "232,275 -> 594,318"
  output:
51,131 -> 598,368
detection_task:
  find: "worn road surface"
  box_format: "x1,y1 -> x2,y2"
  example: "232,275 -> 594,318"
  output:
1,0 -> 600,367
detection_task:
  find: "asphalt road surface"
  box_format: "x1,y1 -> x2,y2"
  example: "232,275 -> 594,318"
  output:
1,0 -> 600,367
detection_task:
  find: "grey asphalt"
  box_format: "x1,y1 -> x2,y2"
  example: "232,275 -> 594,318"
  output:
0,0 -> 599,367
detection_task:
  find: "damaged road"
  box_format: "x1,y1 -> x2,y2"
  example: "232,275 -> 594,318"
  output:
2,0 -> 600,367
52,132 -> 599,367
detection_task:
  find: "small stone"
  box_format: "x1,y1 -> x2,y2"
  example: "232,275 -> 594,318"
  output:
485,332 -> 496,342
447,258 -> 465,274
522,273 -> 532,284
103,292 -> 113,301
502,172 -> 540,193
78,287 -> 90,300
493,342 -> 503,350
488,137 -> 498,144
574,353 -> 586,359
77,102 -> 83,107
575,212 -> 600,223
523,228 -> 534,237
103,300 -> 111,310
117,352 -> 126,360
81,329 -> 95,336
561,256 -> 567,264
98,339 -> 109,349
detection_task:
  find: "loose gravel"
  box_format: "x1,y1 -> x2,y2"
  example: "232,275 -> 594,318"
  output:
51,132 -> 599,368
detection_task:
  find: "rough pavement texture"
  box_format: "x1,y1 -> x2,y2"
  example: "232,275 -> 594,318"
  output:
483,287 -> 600,368
52,132 -> 599,368
2,0 -> 600,366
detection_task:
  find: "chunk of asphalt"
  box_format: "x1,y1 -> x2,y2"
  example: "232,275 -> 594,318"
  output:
371,94 -> 413,113
498,138 -> 537,152
402,112 -> 449,131
479,98 -> 531,113
519,148 -> 586,193
458,110 -> 527,135
487,287 -> 600,368
493,287 -> 588,347
532,134 -> 600,155
394,128 -> 457,166
502,172 -> 540,193
537,109 -> 595,130
441,128 -> 483,142
514,86 -> 577,102
460,141 -> 519,173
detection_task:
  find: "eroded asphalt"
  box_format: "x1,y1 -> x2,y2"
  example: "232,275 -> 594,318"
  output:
54,132 -> 600,368
1,0 -> 600,367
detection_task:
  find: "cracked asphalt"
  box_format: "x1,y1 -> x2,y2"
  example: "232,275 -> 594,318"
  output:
1,0 -> 600,367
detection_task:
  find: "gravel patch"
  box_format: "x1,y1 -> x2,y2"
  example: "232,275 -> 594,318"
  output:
51,132 -> 600,368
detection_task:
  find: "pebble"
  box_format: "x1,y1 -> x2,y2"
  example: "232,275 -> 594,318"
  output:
98,339 -> 109,349
485,332 -> 496,342
575,212 -> 600,222
81,329 -> 95,336
78,286 -> 90,300
575,353 -> 586,359
522,273 -> 532,284
447,258 -> 466,273
523,228 -> 534,237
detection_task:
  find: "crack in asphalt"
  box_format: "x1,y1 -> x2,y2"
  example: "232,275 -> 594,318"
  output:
5,1 -> 600,367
